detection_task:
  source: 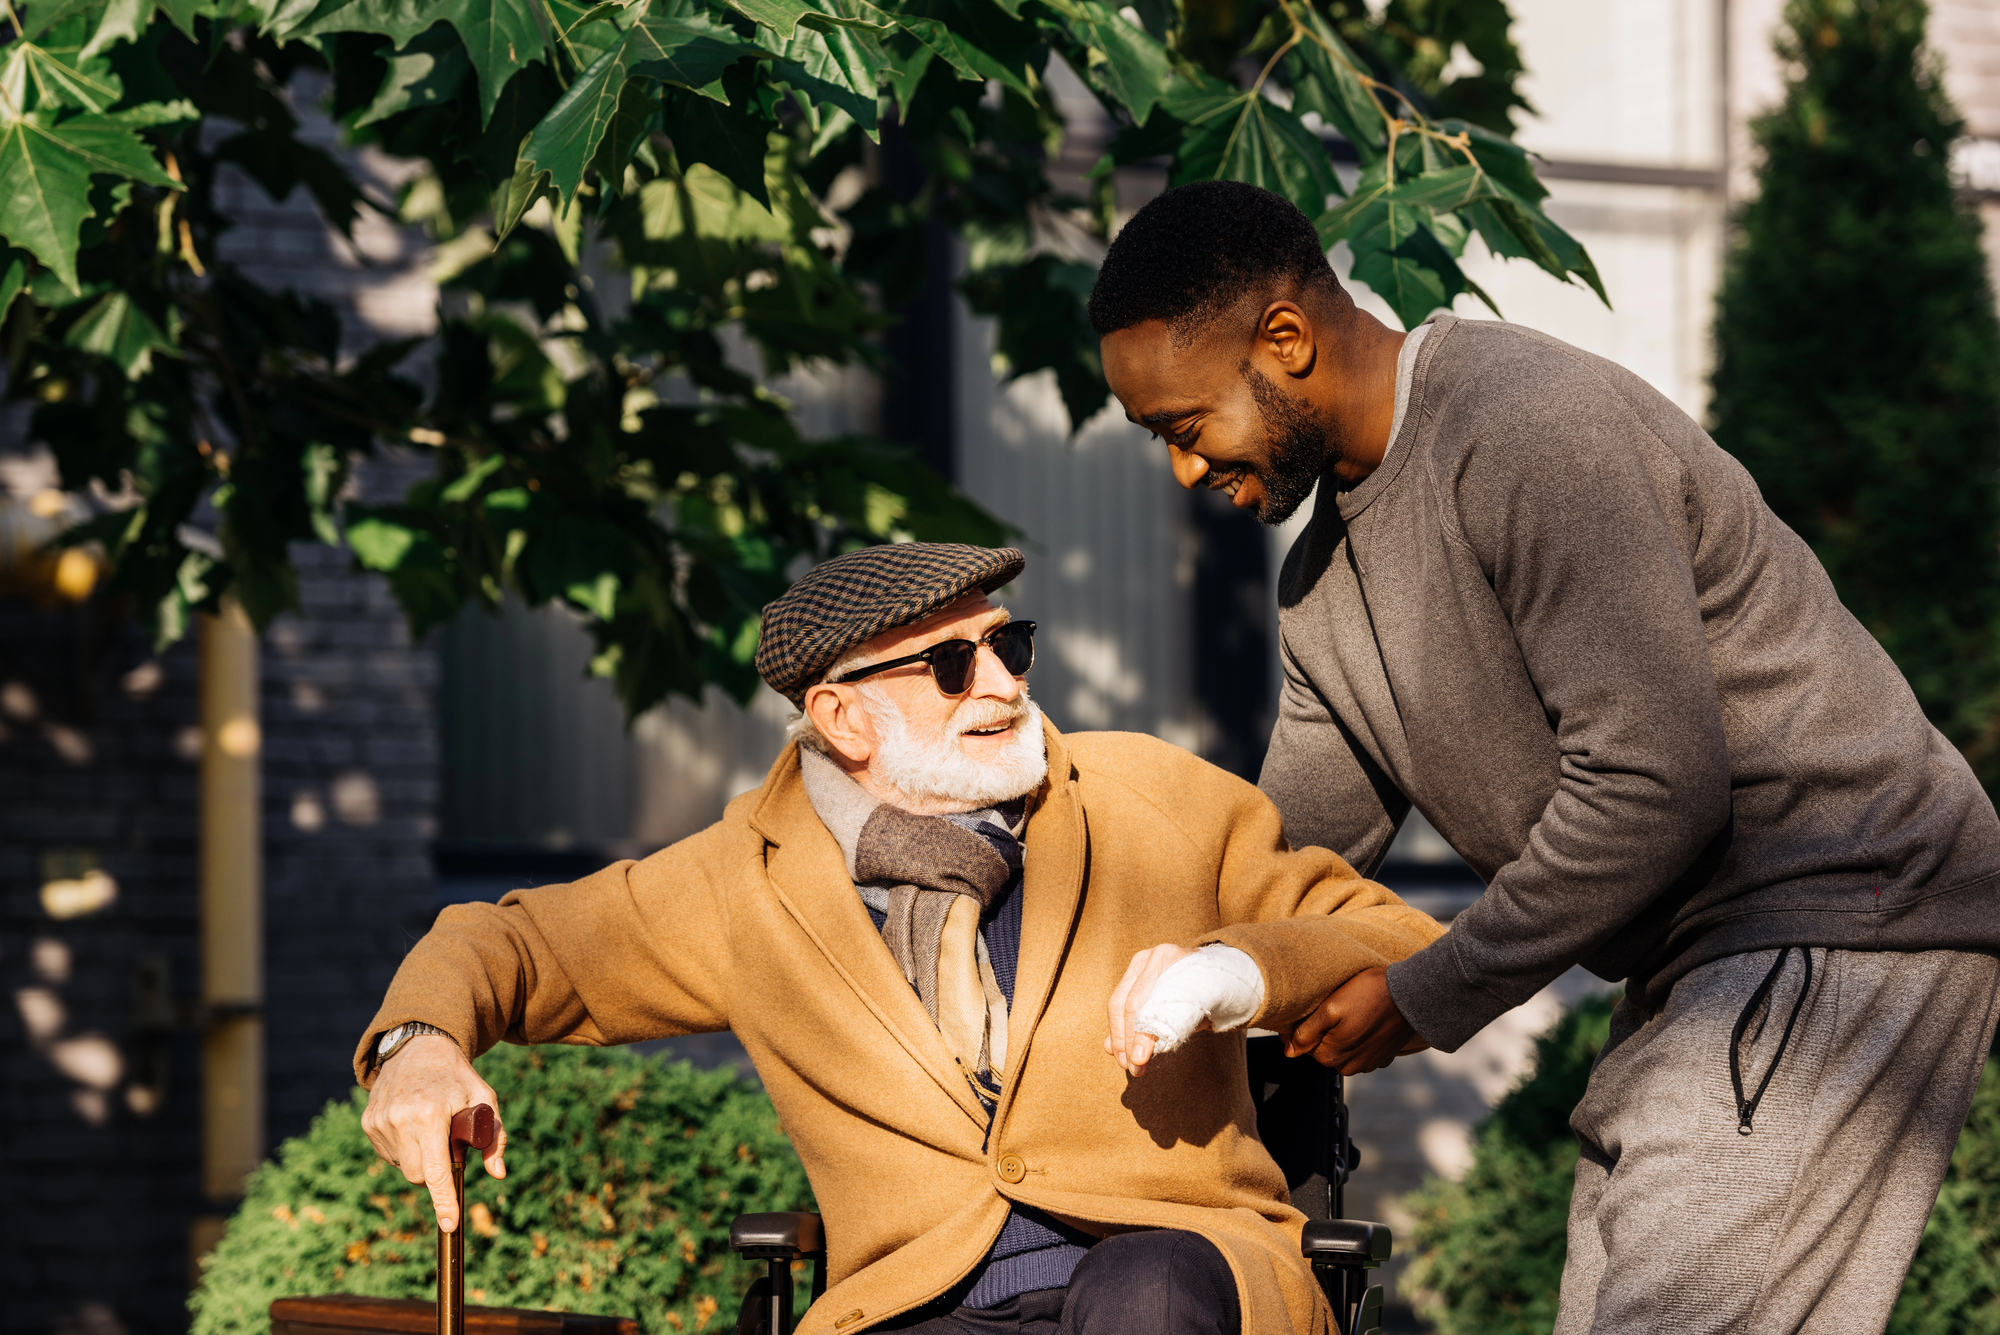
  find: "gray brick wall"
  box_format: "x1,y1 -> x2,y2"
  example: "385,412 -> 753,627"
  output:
0,481 -> 439,1335
0,595 -> 205,1335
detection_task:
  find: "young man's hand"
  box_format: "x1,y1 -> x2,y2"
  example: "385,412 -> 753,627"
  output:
360,1035 -> 507,1233
1285,967 -> 1430,1074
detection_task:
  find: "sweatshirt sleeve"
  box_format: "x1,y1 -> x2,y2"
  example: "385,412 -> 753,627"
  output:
1259,629 -> 1411,877
1385,378 -> 1732,1051
351,824 -> 738,1085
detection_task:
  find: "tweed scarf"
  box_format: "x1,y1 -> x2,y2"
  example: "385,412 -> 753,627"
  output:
799,749 -> 1019,1089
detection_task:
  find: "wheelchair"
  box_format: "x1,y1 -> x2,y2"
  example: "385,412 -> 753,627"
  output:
728,1035 -> 1392,1335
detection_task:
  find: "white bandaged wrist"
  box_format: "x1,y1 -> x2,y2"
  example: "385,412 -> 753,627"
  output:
1133,944 -> 1266,1053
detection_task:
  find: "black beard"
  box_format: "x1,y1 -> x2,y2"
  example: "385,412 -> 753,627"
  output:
1240,364 -> 1336,525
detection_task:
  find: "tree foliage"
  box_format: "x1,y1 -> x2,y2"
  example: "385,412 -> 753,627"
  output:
0,0 -> 1599,715
1710,0 -> 2000,789
189,1045 -> 815,1335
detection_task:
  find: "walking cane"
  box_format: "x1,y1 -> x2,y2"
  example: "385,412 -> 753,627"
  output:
440,1104 -> 497,1335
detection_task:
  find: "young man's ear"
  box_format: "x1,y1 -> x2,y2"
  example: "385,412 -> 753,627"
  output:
1258,301 -> 1318,380
804,683 -> 874,765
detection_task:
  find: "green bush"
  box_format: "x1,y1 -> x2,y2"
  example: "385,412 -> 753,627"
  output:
1890,1056 -> 2000,1335
190,1045 -> 814,1335
1709,0 -> 2000,789
1400,997 -> 2000,1335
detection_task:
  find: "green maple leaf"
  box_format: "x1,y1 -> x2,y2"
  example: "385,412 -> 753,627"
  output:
356,25 -> 472,126
663,88 -> 772,205
756,13 -> 893,133
0,112 -> 177,292
65,288 -> 177,378
449,0 -> 547,124
1349,244 -> 1449,328
1284,7 -> 1388,157
79,0 -> 153,58
287,0 -> 543,125
728,0 -> 895,41
1,39 -> 125,113
893,15 -> 1023,94
522,9 -> 760,205
1041,0 -> 1171,126
626,11 -> 761,100
1166,75 -> 1342,224
0,250 -> 29,324
518,41 -> 633,206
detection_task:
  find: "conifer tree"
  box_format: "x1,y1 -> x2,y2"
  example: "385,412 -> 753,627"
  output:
1711,0 -> 2000,789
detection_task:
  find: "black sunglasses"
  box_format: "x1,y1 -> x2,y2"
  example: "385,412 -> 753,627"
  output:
831,620 -> 1037,696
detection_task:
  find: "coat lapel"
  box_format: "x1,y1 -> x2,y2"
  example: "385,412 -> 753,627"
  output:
995,722 -> 1088,1115
748,748 -> 992,1130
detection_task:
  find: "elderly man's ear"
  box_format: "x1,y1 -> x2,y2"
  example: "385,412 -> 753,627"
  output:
804,684 -> 876,766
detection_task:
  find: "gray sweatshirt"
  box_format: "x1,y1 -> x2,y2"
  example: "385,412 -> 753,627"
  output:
1260,314 -> 2000,1052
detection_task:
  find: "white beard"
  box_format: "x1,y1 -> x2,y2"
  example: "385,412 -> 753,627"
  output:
860,685 -> 1049,810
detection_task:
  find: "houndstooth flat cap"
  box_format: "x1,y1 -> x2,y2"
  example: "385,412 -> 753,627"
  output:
756,543 -> 1026,705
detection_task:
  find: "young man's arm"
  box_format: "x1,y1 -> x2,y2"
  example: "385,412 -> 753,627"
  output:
1381,376 -> 1733,1051
355,823 -> 738,1229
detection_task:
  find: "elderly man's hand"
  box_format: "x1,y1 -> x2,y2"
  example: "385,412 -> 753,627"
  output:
1104,943 -> 1200,1076
361,1035 -> 507,1233
1284,967 -> 1430,1075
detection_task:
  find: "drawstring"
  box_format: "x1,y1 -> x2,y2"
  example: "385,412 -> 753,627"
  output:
1729,947 -> 1813,1135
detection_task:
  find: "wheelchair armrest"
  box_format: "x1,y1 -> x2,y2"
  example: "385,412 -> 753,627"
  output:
1302,1219 -> 1392,1267
729,1212 -> 825,1260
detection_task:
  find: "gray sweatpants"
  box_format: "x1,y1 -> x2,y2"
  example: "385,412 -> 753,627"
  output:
1554,947 -> 2000,1335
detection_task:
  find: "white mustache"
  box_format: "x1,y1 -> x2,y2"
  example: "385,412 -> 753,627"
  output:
951,697 -> 1028,737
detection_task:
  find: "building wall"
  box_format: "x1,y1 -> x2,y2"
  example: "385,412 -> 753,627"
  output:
1,83 -> 440,1334
0,495 -> 437,1335
0,585 -> 203,1335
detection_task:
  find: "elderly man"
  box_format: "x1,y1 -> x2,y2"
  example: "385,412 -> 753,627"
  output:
356,543 -> 1441,1335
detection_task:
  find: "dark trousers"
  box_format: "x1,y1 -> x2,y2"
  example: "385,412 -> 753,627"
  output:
885,1230 -> 1241,1335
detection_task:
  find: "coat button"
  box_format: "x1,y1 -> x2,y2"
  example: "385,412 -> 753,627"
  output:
834,1311 -> 864,1328
997,1154 -> 1026,1184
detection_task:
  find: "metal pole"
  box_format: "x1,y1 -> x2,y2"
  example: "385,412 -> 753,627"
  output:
199,598 -> 263,1203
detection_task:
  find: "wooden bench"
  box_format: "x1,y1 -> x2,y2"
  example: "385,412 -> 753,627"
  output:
268,1296 -> 639,1335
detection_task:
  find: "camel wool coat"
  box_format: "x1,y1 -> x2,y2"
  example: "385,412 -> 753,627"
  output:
356,724 -> 1444,1334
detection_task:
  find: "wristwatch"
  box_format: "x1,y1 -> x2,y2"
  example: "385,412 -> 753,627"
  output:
375,1020 -> 451,1069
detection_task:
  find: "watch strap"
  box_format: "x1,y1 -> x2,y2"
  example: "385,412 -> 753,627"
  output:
374,1020 -> 451,1070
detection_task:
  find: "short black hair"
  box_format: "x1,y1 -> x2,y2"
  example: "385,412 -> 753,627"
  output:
1088,181 -> 1341,343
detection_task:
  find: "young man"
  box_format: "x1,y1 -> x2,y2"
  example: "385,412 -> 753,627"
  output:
1089,180 -> 2000,1334
356,542 -> 1442,1335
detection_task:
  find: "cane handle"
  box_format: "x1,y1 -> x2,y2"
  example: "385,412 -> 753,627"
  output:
449,1103 -> 496,1165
